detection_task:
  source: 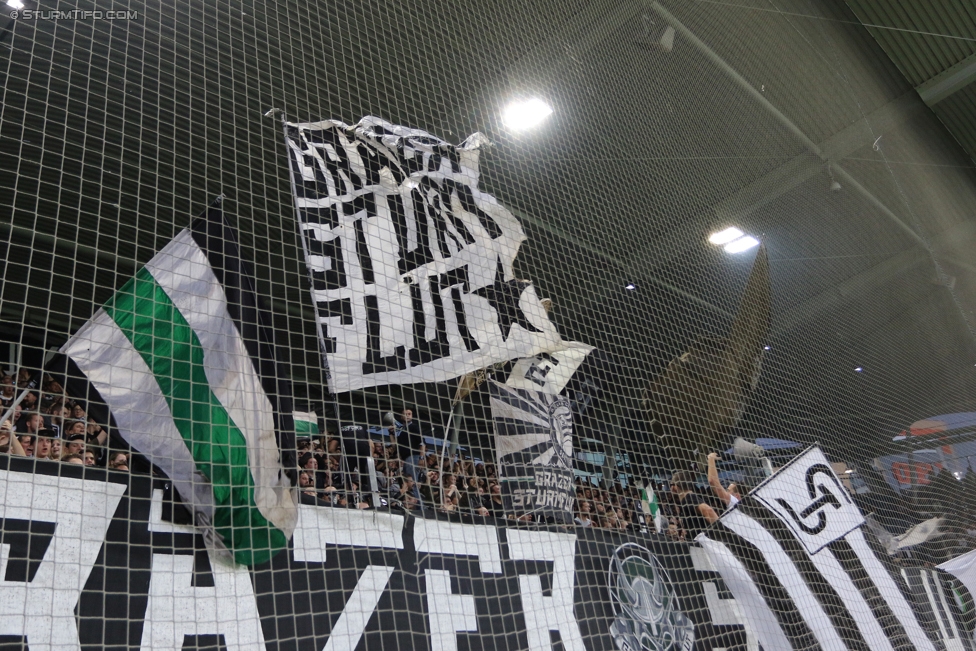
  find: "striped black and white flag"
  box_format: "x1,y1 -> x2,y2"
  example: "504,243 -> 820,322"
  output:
55,198 -> 298,567
281,116 -> 563,392
697,446 -> 939,651
489,379 -> 575,522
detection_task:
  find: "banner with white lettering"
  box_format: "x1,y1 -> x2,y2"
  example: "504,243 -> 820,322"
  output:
489,379 -> 576,523
0,455 -> 771,650
281,117 -> 563,392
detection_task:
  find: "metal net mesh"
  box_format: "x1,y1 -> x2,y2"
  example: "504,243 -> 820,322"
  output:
2,0 -> 976,649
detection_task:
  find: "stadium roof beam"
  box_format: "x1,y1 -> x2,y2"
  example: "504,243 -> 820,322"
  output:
644,0 -> 929,252
771,219 -> 976,336
916,51 -> 976,107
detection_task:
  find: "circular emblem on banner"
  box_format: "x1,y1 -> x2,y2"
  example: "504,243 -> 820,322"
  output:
548,398 -> 574,468
608,543 -> 695,651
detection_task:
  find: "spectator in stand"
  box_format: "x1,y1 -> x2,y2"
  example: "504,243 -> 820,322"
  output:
387,411 -> 425,503
575,501 -> 594,527
47,404 -> 71,437
62,420 -> 86,438
325,455 -> 345,492
34,431 -> 56,461
9,404 -> 22,431
391,475 -> 419,510
326,436 -> 341,455
374,460 -> 391,493
108,452 -> 130,472
86,417 -> 107,447
71,403 -> 86,421
49,438 -> 62,461
40,376 -> 63,412
16,369 -> 32,388
1,375 -> 15,408
62,454 -> 84,465
21,412 -> 45,437
62,434 -> 85,459
667,517 -> 684,541
20,390 -> 38,414
461,480 -> 490,516
441,473 -> 460,512
298,452 -> 321,490
670,470 -> 717,538
298,471 -> 319,498
0,419 -> 26,456
400,408 -> 422,436
420,469 -> 440,505
83,451 -> 96,467
706,452 -> 743,515
486,482 -> 504,518
17,434 -> 34,458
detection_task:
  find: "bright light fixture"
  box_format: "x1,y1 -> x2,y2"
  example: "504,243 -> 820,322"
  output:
625,283 -> 636,291
6,0 -> 24,8
854,367 -> 863,373
724,235 -> 760,254
502,98 -> 553,131
708,227 -> 743,245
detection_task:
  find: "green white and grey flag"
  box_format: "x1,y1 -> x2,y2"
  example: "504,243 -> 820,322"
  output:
57,198 -> 298,566
294,411 -> 320,437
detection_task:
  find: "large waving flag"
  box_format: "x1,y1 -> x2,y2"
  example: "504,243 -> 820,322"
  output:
57,198 -> 298,566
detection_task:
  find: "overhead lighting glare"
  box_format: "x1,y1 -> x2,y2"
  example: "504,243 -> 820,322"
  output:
6,0 -> 23,8
724,235 -> 760,254
625,283 -> 636,291
502,98 -> 553,131
708,227 -> 743,245
854,367 -> 863,373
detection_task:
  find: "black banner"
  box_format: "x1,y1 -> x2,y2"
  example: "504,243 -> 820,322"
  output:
489,380 -> 577,524
0,456 -> 759,650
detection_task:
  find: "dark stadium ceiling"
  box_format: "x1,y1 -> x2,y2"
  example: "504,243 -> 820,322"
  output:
2,0 -> 976,458
845,0 -> 976,165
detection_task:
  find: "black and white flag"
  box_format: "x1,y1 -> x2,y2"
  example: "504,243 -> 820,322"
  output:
697,446 -> 939,651
506,341 -> 595,396
282,117 -> 562,392
489,379 -> 575,522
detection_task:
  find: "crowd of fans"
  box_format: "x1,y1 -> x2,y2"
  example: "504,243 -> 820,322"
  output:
295,407 -> 654,530
0,370 -> 654,531
0,371 -> 130,471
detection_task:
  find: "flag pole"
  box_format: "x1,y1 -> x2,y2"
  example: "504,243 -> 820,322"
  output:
437,370 -> 485,502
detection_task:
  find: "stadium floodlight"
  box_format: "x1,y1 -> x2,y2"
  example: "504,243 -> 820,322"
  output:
6,0 -> 24,8
723,235 -> 760,254
502,98 -> 553,131
708,226 -> 743,245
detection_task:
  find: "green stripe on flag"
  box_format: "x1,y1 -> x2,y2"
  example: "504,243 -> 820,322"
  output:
104,267 -> 286,566
295,419 -> 319,436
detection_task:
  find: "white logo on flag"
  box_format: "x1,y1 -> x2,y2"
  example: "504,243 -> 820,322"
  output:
753,447 -> 863,554
283,117 -> 563,392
